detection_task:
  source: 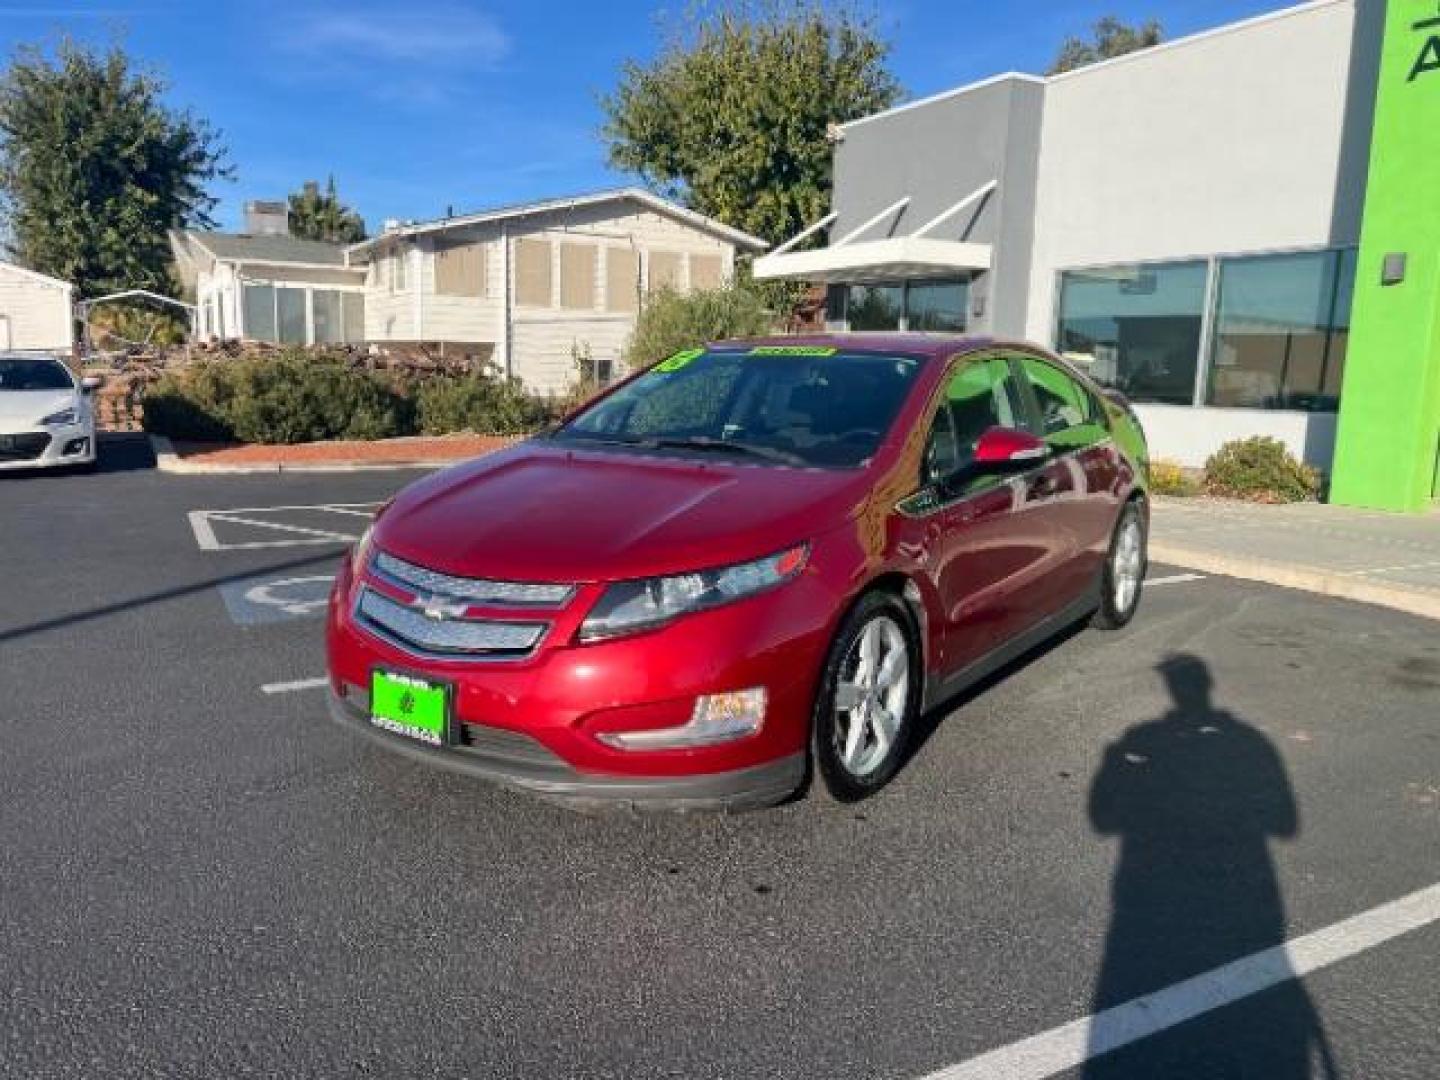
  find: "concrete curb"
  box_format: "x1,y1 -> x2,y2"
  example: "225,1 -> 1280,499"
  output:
1149,542 -> 1440,622
148,434 -> 449,475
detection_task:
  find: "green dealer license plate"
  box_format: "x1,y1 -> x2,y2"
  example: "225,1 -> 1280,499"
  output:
370,670 -> 449,746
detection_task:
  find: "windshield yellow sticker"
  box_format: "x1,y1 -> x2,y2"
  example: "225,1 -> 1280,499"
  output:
655,348 -> 705,372
747,345 -> 838,356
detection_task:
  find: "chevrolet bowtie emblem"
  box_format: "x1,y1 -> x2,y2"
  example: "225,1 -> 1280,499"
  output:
412,594 -> 467,621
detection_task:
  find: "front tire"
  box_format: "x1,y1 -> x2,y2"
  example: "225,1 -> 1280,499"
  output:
812,591 -> 921,801
1093,502 -> 1147,630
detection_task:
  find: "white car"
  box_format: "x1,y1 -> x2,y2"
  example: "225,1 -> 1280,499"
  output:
0,354 -> 101,472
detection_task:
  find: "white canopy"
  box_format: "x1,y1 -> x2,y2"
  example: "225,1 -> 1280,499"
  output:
753,180 -> 996,284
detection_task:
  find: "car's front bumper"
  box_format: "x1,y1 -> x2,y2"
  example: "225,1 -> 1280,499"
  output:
327,685 -> 805,811
0,422 -> 95,471
324,549 -> 846,811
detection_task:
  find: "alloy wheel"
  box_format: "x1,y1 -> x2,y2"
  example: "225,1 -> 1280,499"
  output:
1112,518 -> 1144,615
832,614 -> 911,778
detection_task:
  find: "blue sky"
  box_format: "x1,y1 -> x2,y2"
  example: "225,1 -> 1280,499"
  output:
0,0 -> 1295,232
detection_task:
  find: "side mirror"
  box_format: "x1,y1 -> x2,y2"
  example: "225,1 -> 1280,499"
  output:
80,374 -> 104,393
973,426 -> 1048,468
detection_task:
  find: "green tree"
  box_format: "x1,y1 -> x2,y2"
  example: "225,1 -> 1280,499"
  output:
288,176 -> 367,243
1049,16 -> 1163,75
623,285 -> 773,370
602,1 -> 901,250
0,39 -> 229,298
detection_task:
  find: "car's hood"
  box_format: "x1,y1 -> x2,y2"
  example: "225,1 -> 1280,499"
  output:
0,389 -> 75,428
375,441 -> 872,583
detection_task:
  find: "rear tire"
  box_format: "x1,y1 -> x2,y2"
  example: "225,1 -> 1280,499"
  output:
1093,502 -> 1147,630
812,590 -> 921,802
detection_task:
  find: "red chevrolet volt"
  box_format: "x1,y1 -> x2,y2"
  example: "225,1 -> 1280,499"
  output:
326,335 -> 1149,809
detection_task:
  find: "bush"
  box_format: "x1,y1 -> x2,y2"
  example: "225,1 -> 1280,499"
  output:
415,374 -> 549,435
143,352 -> 408,443
142,350 -> 553,444
1149,460 -> 1200,497
623,285 -> 773,370
1203,436 -> 1321,503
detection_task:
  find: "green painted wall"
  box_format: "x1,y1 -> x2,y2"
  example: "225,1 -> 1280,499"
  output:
1331,0 -> 1440,512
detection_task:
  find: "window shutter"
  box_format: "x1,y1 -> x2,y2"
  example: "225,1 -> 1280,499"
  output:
515,238 -> 553,307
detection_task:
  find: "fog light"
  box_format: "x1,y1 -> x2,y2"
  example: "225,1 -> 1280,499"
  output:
596,688 -> 767,750
63,437 -> 89,456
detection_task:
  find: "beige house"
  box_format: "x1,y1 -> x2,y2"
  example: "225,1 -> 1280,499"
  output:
0,261 -> 74,354
170,202 -> 368,346
349,188 -> 767,394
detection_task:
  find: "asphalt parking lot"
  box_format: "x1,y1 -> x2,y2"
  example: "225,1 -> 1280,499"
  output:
2,435 -> 1437,1079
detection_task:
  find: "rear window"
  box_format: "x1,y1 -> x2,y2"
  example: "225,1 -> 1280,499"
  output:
0,357 -> 74,391
554,347 -> 926,468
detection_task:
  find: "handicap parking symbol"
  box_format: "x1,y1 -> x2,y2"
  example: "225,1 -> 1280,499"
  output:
219,572 -> 336,625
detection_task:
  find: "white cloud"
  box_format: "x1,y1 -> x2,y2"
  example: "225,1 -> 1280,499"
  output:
287,5 -> 510,66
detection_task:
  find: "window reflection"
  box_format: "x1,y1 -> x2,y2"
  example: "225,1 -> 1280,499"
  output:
833,279 -> 969,332
846,284 -> 904,331
1208,249 -> 1353,412
1056,261 -> 1208,407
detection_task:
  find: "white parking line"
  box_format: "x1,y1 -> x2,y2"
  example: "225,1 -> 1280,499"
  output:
188,502 -> 380,551
1146,572 -> 1205,586
260,677 -> 329,695
917,881 -> 1440,1080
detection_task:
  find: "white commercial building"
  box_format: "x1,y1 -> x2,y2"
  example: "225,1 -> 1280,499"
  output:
758,0 -> 1381,470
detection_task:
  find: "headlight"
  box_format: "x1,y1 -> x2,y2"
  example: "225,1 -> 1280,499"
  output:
40,408 -> 77,427
351,522 -> 376,576
579,544 -> 808,641
351,501 -> 393,576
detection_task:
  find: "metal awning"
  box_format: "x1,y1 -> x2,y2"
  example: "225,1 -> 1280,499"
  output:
753,180 -> 996,284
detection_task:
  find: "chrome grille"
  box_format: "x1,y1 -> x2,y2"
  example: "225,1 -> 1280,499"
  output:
373,551 -> 575,607
356,588 -> 546,658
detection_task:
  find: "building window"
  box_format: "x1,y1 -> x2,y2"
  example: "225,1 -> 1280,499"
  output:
647,251 -> 684,293
1207,248 -> 1354,412
313,290 -> 343,344
391,247 -> 408,293
343,293 -> 365,342
277,288 -> 307,344
847,284 -> 904,330
690,253 -> 723,290
435,240 -> 485,297
906,280 -> 968,332
242,285 -> 275,341
515,238 -> 553,307
832,279 -> 968,332
560,242 -> 597,310
1055,260 -> 1208,407
606,248 -> 640,313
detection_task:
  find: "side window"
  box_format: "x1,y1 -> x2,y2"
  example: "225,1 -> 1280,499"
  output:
945,357 -> 1023,468
912,356 -> 1024,503
921,406 -> 958,487
1017,357 -> 1106,450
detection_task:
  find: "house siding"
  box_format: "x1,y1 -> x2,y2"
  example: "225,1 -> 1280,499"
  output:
503,200 -> 737,395
359,196 -> 746,394
0,264 -> 72,353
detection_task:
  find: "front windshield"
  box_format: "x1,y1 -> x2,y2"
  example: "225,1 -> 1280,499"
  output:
0,357 -> 75,392
554,347 -> 926,468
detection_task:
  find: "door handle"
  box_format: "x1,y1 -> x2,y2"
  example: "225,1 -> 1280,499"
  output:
1027,473 -> 1057,499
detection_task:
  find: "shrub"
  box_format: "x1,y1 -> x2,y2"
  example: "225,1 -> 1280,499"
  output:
142,352 -> 408,443
415,373 -> 549,435
623,285 -> 773,371
1149,460 -> 1200,497
1203,436 -> 1321,503
223,357 -> 409,443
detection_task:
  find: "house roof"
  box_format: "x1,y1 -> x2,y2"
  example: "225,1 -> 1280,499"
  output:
348,187 -> 769,254
0,259 -> 73,291
184,231 -> 352,267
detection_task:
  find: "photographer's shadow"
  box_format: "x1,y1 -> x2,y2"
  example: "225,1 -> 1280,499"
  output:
1083,654 -> 1337,1078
